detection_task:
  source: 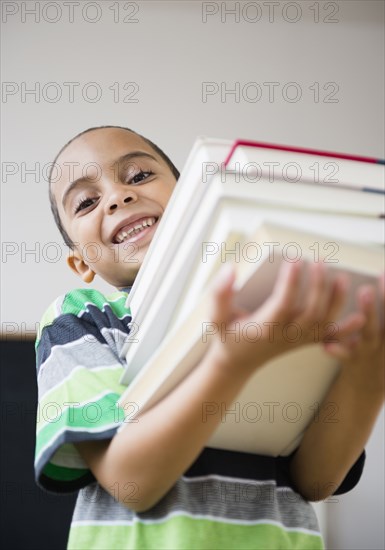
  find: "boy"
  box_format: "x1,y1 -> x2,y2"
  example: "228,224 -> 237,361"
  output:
35,126 -> 384,549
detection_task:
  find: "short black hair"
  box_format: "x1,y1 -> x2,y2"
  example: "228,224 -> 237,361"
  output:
48,125 -> 180,249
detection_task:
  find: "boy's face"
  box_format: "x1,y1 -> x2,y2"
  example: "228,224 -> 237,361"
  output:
51,128 -> 177,288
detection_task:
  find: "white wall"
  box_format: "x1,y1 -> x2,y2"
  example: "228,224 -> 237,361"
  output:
1,1 -> 384,548
324,409 -> 384,550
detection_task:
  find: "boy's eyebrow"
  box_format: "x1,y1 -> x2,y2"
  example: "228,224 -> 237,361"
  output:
114,151 -> 159,180
61,151 -> 159,210
61,178 -> 90,210
116,151 -> 158,167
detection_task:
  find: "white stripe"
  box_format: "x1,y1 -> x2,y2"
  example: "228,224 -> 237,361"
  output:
37,385 -> 122,435
37,377 -> 122,435
38,362 -> 123,404
50,444 -> 87,469
38,336 -> 110,379
180,474 -> 297,494
181,473 -> 278,487
77,300 -> 130,320
71,512 -> 321,535
104,293 -> 130,303
101,326 -> 133,342
35,421 -> 121,466
55,295 -> 65,318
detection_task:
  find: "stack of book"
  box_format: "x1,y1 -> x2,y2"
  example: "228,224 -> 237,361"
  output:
118,138 -> 385,457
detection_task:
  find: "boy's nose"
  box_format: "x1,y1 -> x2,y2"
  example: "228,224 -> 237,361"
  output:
106,188 -> 138,213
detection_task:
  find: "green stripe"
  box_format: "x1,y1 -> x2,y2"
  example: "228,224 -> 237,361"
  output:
68,516 -> 323,550
44,461 -> 88,481
35,288 -> 130,348
37,365 -> 126,431
61,289 -> 130,319
35,392 -> 125,459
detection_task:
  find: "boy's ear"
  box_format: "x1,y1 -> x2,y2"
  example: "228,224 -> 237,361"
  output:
67,251 -> 95,283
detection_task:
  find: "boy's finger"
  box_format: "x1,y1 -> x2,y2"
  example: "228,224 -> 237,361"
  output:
213,263 -> 236,291
357,285 -> 379,340
297,262 -> 328,325
335,312 -> 365,340
233,306 -> 249,319
210,263 -> 236,325
268,260 -> 303,318
323,342 -> 352,362
323,274 -> 349,326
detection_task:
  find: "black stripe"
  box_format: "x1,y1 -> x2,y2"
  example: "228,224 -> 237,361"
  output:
185,447 -> 295,488
37,306 -> 131,370
185,447 -> 366,495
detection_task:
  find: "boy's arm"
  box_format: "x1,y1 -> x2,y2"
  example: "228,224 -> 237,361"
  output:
76,340 -> 257,512
75,261 -> 293,511
75,262 -> 368,511
290,281 -> 385,501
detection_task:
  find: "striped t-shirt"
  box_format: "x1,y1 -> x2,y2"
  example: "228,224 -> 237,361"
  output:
34,288 -> 365,550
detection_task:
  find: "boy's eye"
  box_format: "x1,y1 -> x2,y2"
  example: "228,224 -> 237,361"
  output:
74,197 -> 97,214
129,170 -> 153,184
72,170 -> 153,214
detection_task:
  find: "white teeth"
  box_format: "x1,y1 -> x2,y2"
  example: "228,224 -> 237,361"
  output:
115,217 -> 157,243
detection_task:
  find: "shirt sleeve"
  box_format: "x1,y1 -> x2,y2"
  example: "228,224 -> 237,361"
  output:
283,448 -> 366,497
34,288 -> 131,494
333,450 -> 366,495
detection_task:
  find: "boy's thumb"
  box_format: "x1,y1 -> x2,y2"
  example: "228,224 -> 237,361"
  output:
209,263 -> 236,325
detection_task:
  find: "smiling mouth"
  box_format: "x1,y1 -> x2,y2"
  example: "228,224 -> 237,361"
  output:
112,216 -> 159,244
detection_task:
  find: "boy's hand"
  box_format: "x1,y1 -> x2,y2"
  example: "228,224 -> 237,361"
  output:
208,260 -> 365,374
289,272 -> 384,500
324,273 -> 385,395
